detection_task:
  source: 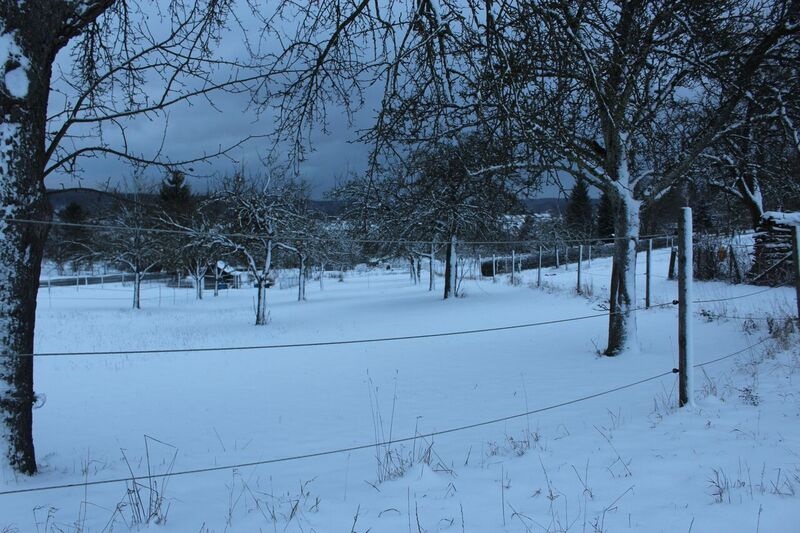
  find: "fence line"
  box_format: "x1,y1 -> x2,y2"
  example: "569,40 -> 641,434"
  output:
3,307 -> 663,358
0,335 -> 773,498
3,216 -> 678,245
693,337 -> 771,368
693,286 -> 779,304
5,283 -> 784,359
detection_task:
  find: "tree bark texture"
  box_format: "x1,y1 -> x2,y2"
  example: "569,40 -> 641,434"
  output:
443,234 -> 458,299
0,2 -> 96,474
605,178 -> 641,356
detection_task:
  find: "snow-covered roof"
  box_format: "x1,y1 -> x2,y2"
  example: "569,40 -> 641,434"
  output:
215,260 -> 238,274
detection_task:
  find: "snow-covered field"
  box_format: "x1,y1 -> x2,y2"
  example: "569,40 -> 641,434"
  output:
1,247 -> 799,532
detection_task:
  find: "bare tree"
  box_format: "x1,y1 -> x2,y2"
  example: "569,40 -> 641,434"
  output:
260,0 -> 798,357
494,0 -> 800,354
0,0 -> 250,474
274,181 -> 324,302
702,43 -> 800,228
206,174 -> 303,325
92,193 -> 166,309
334,135 -> 522,299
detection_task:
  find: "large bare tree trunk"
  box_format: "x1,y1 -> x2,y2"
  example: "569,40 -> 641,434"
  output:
255,279 -> 268,325
255,242 -> 273,325
429,242 -> 435,291
443,234 -> 458,299
0,3 -> 72,474
194,265 -> 204,300
734,173 -> 765,230
0,205 -> 47,476
297,254 -> 306,301
605,183 -> 641,356
133,272 -> 142,309
409,256 -> 418,284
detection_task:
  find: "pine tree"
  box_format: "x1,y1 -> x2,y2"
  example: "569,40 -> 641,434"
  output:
159,170 -> 193,220
596,190 -> 615,239
565,179 -> 594,238
60,202 -> 89,268
45,202 -> 89,273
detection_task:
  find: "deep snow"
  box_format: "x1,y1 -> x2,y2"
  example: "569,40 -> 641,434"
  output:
0,247 -> 798,532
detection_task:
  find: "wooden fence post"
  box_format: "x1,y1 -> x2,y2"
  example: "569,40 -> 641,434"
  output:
793,226 -> 800,321
679,207 -> 694,408
646,239 -> 652,309
668,245 -> 677,280
512,249 -> 516,284
492,254 -> 496,282
577,245 -> 583,294
430,241 -> 435,291
537,245 -> 543,288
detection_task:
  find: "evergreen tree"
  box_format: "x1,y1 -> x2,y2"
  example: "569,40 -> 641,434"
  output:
160,170 -> 193,220
60,202 -> 90,272
45,202 -> 89,273
159,170 -> 195,279
565,179 -> 594,238
596,190 -> 615,239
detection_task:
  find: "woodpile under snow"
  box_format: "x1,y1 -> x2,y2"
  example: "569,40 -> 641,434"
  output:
750,211 -> 800,286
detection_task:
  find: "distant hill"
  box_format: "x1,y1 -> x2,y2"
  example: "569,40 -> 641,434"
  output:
521,197 -> 568,215
47,188 -> 120,213
47,188 -> 572,218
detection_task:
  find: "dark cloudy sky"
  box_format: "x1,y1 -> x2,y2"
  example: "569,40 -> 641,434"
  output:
45,4 -> 568,200
46,74 -> 375,198
45,6 -> 377,199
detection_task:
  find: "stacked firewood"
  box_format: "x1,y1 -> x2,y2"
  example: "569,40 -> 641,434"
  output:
750,212 -> 798,286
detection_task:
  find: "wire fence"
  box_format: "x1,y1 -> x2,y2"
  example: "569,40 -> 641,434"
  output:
0,216 -> 791,500
9,275 -> 788,359
4,215 -> 684,245
0,335 -> 772,498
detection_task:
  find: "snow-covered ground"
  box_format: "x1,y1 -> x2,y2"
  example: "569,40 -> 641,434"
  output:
1,247 -> 798,532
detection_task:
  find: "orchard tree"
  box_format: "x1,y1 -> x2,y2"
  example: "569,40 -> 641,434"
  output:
0,1 -> 251,474
276,181 -> 321,302
499,0 -> 800,354
410,139 -> 522,299
265,0 -> 797,356
333,172 -> 440,292
206,174 -> 301,326
702,57 -> 800,228
92,193 -> 165,309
